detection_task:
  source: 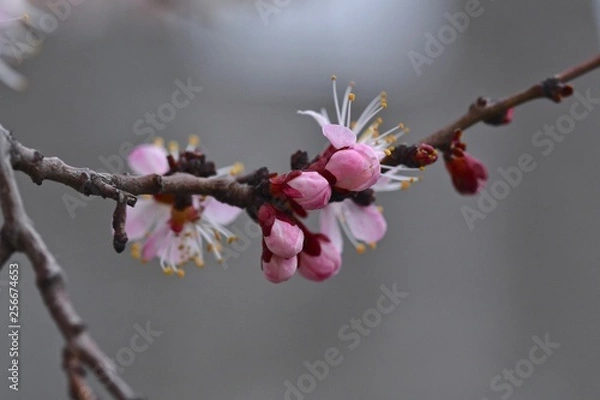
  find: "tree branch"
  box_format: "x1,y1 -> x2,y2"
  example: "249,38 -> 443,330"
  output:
7,131 -> 256,209
416,54 -> 600,151
0,129 -> 142,399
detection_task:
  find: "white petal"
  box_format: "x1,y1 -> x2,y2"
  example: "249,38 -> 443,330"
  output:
319,204 -> 343,252
297,110 -> 331,127
343,200 -> 387,244
201,197 -> 243,226
322,124 -> 357,149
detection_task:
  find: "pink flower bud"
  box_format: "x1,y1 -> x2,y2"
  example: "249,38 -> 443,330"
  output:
258,204 -> 304,258
298,237 -> 342,282
262,253 -> 298,283
283,171 -> 332,210
325,143 -> 381,192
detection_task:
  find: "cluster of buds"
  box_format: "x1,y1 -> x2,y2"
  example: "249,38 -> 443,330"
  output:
124,78 -> 440,283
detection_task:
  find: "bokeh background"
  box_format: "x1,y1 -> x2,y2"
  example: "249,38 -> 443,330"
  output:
1,0 -> 600,399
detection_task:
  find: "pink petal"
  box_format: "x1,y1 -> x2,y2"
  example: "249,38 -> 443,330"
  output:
343,200 -> 387,243
127,144 -> 169,175
322,124 -> 357,149
297,110 -> 330,127
263,255 -> 298,283
201,197 -> 243,226
141,224 -> 171,262
125,198 -> 170,241
319,205 -> 343,252
264,220 -> 304,258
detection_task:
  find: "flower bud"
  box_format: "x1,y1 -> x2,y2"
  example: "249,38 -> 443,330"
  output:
262,253 -> 298,283
298,237 -> 342,282
283,171 -> 332,210
325,143 -> 381,192
258,204 -> 304,258
445,152 -> 488,195
444,130 -> 488,195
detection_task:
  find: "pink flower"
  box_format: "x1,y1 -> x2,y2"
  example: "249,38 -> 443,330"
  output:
271,171 -> 331,210
319,199 -> 387,253
298,79 -> 424,193
125,139 -> 244,277
262,251 -> 298,283
258,204 -> 304,258
298,236 -> 342,282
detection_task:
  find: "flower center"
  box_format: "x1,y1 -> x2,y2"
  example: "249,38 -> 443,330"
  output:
169,206 -> 200,234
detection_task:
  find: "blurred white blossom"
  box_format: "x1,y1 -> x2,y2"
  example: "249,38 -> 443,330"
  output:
0,0 -> 46,90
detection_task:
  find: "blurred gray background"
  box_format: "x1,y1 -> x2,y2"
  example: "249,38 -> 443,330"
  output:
1,0 -> 600,399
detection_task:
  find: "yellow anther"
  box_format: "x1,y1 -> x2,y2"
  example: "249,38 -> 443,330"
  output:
419,166 -> 425,171
383,149 -> 392,156
168,141 -> 179,154
130,243 -> 141,260
21,13 -> 30,22
227,236 -> 238,244
348,93 -> 356,101
404,128 -> 411,133
163,267 -> 174,276
369,242 -> 377,249
377,205 -> 384,213
400,181 -> 411,190
356,244 -> 367,254
230,162 -> 245,176
194,257 -> 205,268
153,137 -> 164,148
376,118 -> 383,125
380,102 -> 388,109
213,230 -> 222,241
216,257 -> 224,264
188,134 -> 200,148
331,75 -> 337,81
176,269 -> 186,278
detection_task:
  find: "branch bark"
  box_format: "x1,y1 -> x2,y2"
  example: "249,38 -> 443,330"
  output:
0,129 -> 142,399
417,54 -> 600,151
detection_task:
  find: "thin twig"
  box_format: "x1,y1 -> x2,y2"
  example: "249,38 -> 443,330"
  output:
416,54 -> 600,151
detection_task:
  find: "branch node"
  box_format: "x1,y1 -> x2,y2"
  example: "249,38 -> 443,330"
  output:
541,77 -> 574,103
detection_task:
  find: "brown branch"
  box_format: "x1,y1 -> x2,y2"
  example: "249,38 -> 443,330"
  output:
63,346 -> 98,400
416,53 -> 600,151
7,132 -> 256,209
0,128 -> 142,399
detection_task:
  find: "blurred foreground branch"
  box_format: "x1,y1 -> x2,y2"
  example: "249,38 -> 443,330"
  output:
0,131 -> 142,400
